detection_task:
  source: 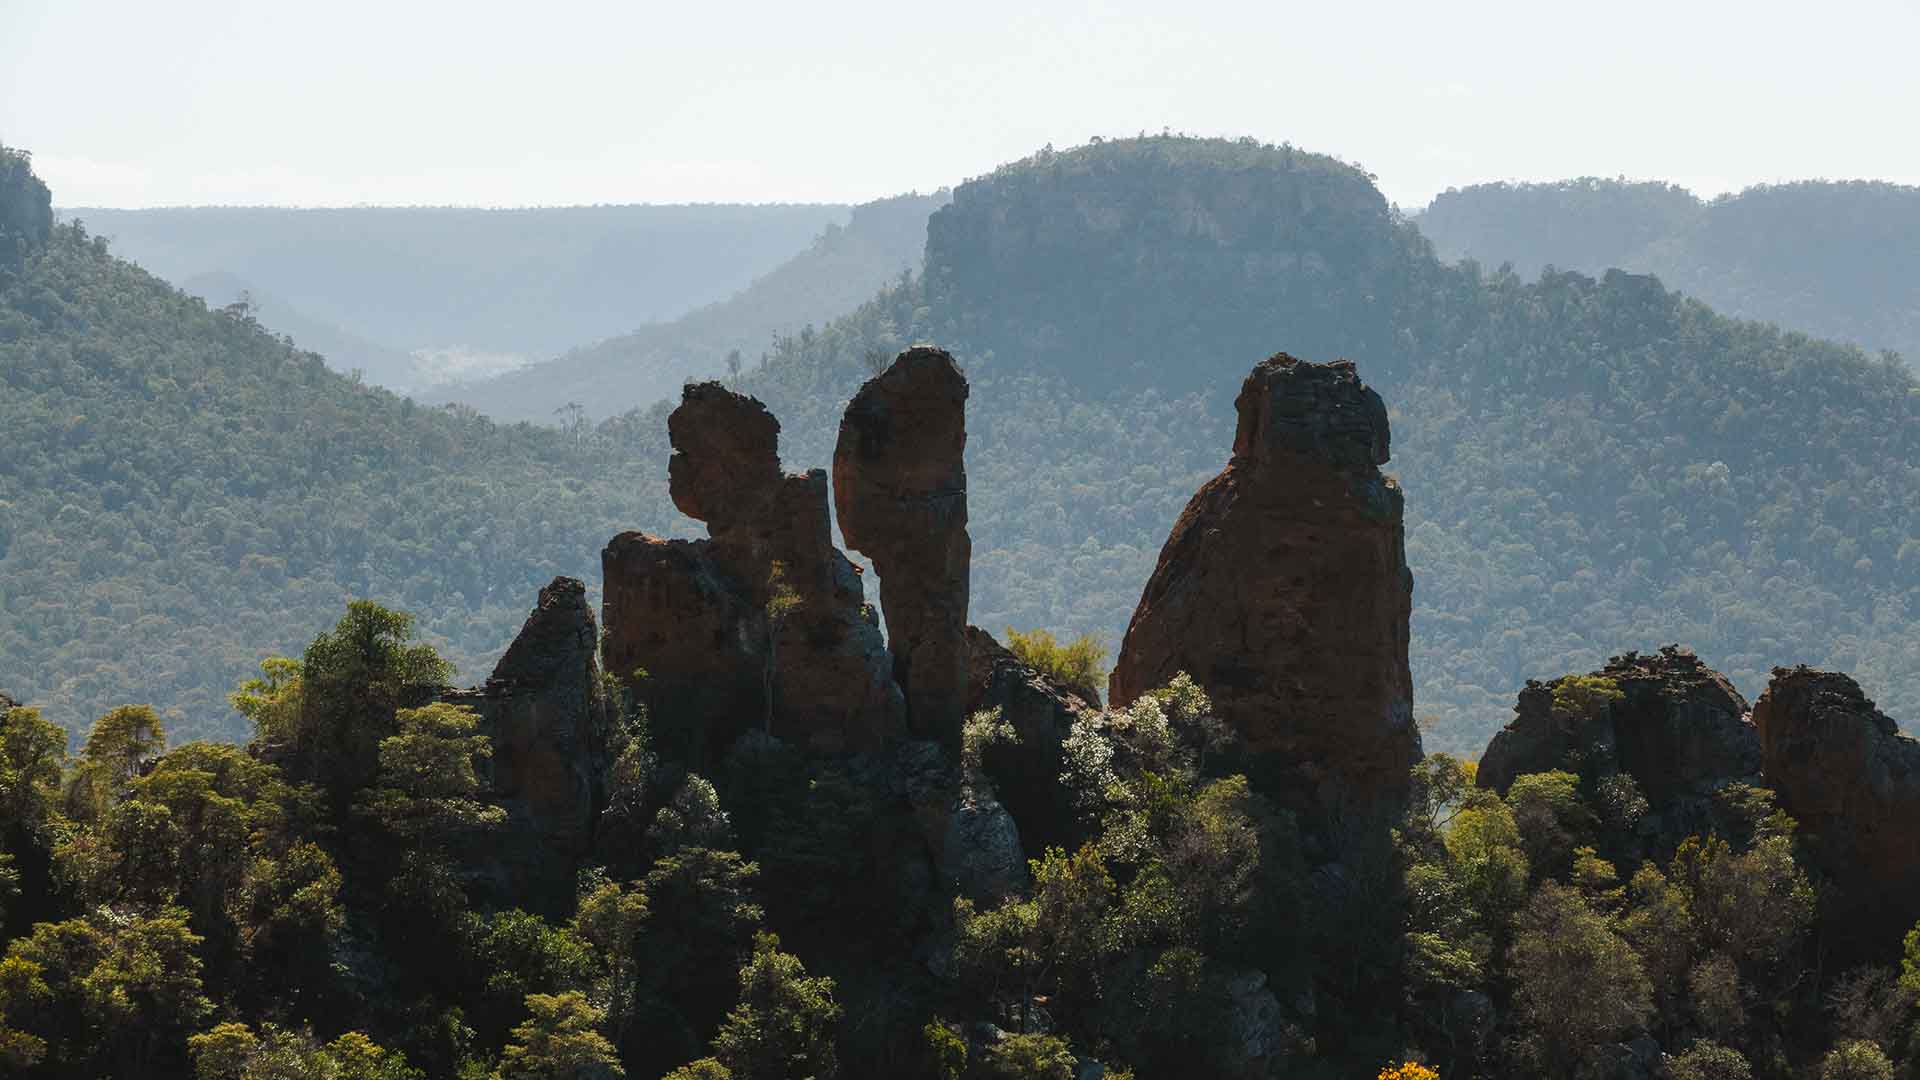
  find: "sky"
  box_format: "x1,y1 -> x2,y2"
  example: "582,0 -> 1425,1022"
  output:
4,0 -> 1917,210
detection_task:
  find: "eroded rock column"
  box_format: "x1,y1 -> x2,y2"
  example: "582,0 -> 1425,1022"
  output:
833,347 -> 971,749
1753,667 -> 1920,952
1109,353 -> 1419,816
602,382 -> 902,758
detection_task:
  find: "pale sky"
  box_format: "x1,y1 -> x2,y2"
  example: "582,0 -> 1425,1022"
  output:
4,0 -> 1916,210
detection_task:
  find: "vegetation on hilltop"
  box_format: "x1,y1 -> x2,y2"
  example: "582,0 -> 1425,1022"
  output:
1418,178 -> 1920,366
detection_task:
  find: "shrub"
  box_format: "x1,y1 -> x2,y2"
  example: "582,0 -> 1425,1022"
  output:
1004,628 -> 1108,693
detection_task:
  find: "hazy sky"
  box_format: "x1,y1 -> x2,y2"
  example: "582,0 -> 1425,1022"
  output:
4,0 -> 1916,210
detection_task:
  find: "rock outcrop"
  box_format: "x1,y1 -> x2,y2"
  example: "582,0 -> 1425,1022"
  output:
444,577 -> 608,910
603,383 -> 902,759
1480,647 -> 1760,799
964,625 -> 1099,854
1109,354 -> 1418,817
1752,667 -> 1920,948
833,347 -> 972,749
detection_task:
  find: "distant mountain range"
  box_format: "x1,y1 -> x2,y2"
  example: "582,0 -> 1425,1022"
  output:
61,202 -> 854,392
432,190 -> 949,422
1417,177 -> 1920,367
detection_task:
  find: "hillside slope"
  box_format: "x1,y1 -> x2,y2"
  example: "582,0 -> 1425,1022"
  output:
1418,178 -> 1920,366
65,202 -> 852,390
439,190 -> 948,421
2,158 -> 680,740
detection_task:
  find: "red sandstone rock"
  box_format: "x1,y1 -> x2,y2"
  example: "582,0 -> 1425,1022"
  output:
444,576 -> 609,910
1109,353 -> 1418,816
602,383 -> 902,756
1753,666 -> 1920,949
833,347 -> 972,748
1478,646 -> 1760,805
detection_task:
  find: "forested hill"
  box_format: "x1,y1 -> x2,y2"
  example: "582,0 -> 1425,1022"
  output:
438,189 -> 949,422
723,138 -> 1920,753
7,139 -> 1918,758
1417,178 -> 1920,367
0,148 -> 679,741
64,201 -> 851,391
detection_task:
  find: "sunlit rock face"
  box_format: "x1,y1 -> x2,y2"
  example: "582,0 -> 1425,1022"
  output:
603,382 -> 902,760
833,347 -> 972,751
1110,353 -> 1418,817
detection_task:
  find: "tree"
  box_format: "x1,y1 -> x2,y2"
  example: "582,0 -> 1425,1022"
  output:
979,1033 -> 1077,1080
569,874 -> 650,1044
64,704 -> 166,821
1820,1040 -> 1896,1080
1667,1041 -> 1752,1080
499,992 -> 624,1079
356,702 -> 504,843
711,932 -> 842,1080
1506,882 -> 1653,1074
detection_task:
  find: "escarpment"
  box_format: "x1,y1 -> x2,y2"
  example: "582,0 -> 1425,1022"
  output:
602,382 -> 903,758
1110,353 -> 1419,817
443,576 -> 609,910
833,346 -> 972,750
1753,667 -> 1920,948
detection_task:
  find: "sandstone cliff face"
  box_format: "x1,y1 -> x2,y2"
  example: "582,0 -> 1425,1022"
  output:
602,383 -> 902,758
1476,646 -> 1760,855
1109,354 -> 1418,816
1479,647 -> 1760,801
833,347 -> 971,749
1753,667 -> 1920,946
444,576 -> 608,910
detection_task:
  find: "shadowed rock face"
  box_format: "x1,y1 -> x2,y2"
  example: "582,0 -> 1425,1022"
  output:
1753,667 -> 1920,950
833,347 -> 972,750
1479,646 -> 1760,803
963,626 -> 1099,855
603,383 -> 902,758
1110,353 -> 1418,817
444,576 -> 608,911
1476,646 -> 1761,858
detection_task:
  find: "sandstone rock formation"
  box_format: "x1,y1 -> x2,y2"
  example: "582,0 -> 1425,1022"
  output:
1109,354 -> 1418,816
444,576 -> 608,909
603,382 -> 902,758
964,625 -> 1099,854
834,347 -> 972,750
1753,666 -> 1920,947
1479,646 -> 1760,800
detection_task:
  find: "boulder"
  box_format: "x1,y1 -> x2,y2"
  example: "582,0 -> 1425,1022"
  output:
603,383 -> 902,759
834,347 -> 972,750
1477,646 -> 1761,849
1109,353 -> 1418,817
444,576 -> 609,910
1752,666 -> 1920,950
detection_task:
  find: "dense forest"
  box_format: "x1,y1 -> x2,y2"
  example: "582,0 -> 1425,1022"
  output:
1,145 -> 679,743
1418,178 -> 1920,368
438,190 -> 949,422
66,202 -> 854,391
3,600 -> 1916,1079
